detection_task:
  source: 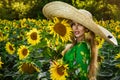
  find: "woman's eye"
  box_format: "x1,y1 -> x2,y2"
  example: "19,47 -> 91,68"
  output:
71,23 -> 75,26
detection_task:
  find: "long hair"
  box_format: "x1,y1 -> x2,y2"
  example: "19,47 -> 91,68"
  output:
87,31 -> 98,80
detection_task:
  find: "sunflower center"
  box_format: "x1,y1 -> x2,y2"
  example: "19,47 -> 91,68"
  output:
9,45 -> 13,51
5,27 -> 9,30
21,63 -> 37,74
116,27 -> 120,32
54,23 -> 66,37
18,36 -> 23,40
57,65 -> 65,76
30,32 -> 37,40
22,48 -> 28,56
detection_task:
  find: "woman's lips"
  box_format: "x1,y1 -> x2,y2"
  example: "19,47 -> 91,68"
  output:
74,31 -> 80,35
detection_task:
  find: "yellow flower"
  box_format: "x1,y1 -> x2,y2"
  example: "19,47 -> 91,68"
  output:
0,30 -> 9,42
115,53 -> 120,60
101,20 -> 106,27
49,17 -> 72,43
115,26 -> 120,33
97,55 -> 104,65
0,31 -> 4,42
4,26 -> 10,32
0,57 -> 4,69
115,64 -> 120,68
11,2 -> 31,14
17,35 -> 24,40
5,42 -> 15,55
112,32 -> 116,38
0,3 -> 3,8
110,19 -> 115,23
49,59 -> 68,80
18,62 -> 40,74
95,37 -> 104,49
20,18 -> 28,28
27,28 -> 40,45
117,34 -> 120,39
45,38 -> 57,51
17,45 -> 29,60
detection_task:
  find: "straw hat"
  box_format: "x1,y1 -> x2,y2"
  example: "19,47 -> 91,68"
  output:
42,1 -> 118,45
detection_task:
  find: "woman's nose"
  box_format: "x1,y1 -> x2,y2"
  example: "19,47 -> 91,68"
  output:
75,26 -> 79,30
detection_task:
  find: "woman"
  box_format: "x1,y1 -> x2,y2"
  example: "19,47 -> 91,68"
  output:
42,1 -> 117,80
61,21 -> 98,80
60,10 -> 98,80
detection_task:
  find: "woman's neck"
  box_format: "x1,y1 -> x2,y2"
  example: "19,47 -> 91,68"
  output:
76,35 -> 85,43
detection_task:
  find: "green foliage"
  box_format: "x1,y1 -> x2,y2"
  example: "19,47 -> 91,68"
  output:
72,0 -> 120,20
0,18 -> 120,80
0,0 -> 120,79
0,0 -> 120,20
0,18 -> 64,79
0,0 -> 37,20
96,20 -> 120,80
97,41 -> 120,80
0,0 -> 72,20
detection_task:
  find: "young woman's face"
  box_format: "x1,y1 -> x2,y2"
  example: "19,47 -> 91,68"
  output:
72,22 -> 85,38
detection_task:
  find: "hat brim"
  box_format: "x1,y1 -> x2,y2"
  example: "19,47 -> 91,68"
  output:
42,1 -> 118,45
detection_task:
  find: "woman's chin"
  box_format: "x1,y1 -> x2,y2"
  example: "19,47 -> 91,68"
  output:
75,35 -> 80,38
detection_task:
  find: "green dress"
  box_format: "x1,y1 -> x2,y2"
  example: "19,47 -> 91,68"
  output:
63,41 -> 91,80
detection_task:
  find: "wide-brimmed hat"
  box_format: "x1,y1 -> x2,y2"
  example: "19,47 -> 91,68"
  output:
42,1 -> 118,45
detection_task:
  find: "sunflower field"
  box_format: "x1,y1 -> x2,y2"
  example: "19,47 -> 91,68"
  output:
0,16 -> 120,80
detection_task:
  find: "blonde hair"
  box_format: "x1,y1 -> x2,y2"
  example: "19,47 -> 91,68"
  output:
87,32 -> 98,80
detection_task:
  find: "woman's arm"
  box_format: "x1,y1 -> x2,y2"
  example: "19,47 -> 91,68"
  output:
61,44 -> 73,56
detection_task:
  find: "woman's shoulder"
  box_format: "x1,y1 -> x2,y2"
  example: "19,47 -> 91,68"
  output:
77,41 -> 90,50
77,41 -> 88,46
65,43 -> 73,49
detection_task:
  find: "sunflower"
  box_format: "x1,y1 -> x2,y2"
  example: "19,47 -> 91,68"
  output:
49,59 -> 68,80
48,17 -> 72,43
17,45 -> 29,60
27,28 -> 40,45
5,42 -> 15,55
115,26 -> 120,33
0,57 -> 4,69
115,64 -> 120,68
118,34 -> 120,39
95,37 -> 104,49
97,55 -> 104,65
115,53 -> 120,60
0,30 -> 9,42
0,31 -> 4,42
18,62 -> 40,74
4,26 -> 10,32
17,35 -> 24,40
